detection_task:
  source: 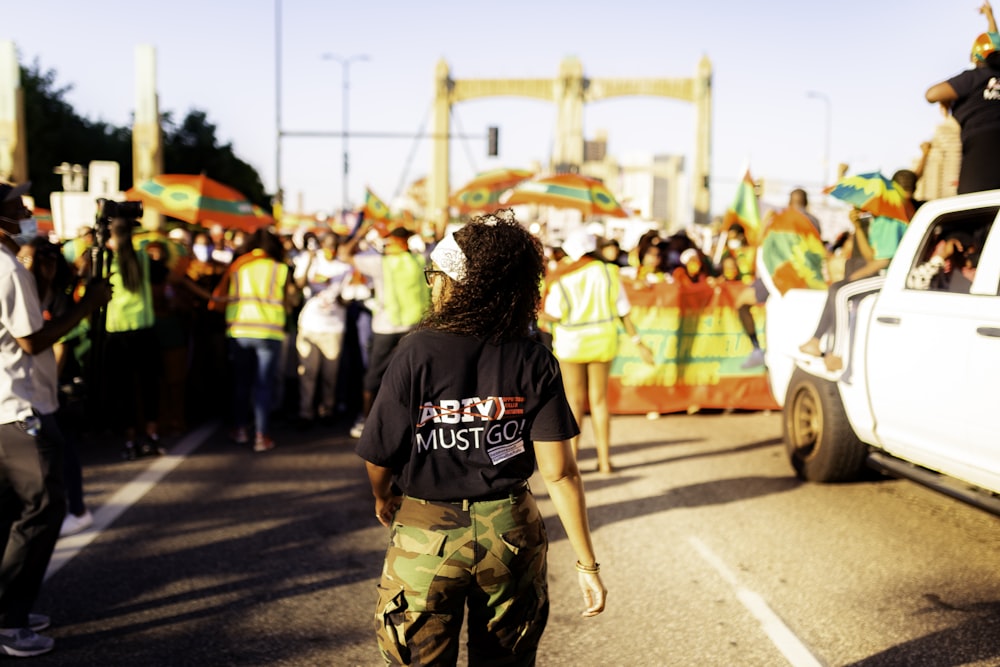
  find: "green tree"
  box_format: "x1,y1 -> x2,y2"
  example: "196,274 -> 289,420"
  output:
20,59 -> 269,211
21,59 -> 131,208
161,110 -> 268,205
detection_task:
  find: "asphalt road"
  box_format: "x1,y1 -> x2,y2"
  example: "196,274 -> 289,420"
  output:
29,410 -> 1000,666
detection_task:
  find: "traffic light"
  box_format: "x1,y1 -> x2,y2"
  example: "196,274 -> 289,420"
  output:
487,126 -> 499,157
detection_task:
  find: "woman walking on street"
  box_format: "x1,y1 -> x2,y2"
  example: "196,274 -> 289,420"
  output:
356,210 -> 606,666
542,229 -> 653,474
213,228 -> 296,452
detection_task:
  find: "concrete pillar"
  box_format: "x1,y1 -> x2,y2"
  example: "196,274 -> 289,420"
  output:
553,57 -> 584,171
0,40 -> 28,184
133,45 -> 163,187
428,59 -> 452,234
693,55 -> 712,225
133,45 -> 164,229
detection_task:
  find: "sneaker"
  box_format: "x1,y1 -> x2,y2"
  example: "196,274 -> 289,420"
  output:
230,427 -> 249,444
253,434 -> 275,453
741,348 -> 765,369
137,441 -> 163,458
349,419 -> 365,439
121,441 -> 137,461
60,510 -> 94,537
27,615 -> 50,633
0,628 -> 54,657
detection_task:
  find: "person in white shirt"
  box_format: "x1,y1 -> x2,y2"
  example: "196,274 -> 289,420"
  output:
293,232 -> 353,424
0,182 -> 110,657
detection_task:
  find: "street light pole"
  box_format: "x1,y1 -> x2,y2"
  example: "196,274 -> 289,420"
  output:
322,53 -> 369,217
806,90 -> 831,188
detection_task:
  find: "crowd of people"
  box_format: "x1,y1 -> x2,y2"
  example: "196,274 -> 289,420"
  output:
2,3 -> 999,659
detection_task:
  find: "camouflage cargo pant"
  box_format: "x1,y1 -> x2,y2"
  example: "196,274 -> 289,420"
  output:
374,486 -> 549,666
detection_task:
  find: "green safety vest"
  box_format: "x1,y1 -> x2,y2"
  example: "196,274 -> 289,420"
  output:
106,251 -> 155,333
381,252 -> 429,327
551,261 -> 622,363
225,256 -> 289,341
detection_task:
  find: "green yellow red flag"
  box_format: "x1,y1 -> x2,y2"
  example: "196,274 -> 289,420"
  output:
722,169 -> 762,245
759,207 -> 829,295
363,188 -> 391,223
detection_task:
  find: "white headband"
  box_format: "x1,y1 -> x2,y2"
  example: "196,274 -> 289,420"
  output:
430,233 -> 467,282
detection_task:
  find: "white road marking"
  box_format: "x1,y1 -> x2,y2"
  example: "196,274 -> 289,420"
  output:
688,536 -> 823,667
45,421 -> 219,581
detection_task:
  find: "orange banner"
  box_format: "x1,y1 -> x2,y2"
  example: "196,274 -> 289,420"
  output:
609,281 -> 780,414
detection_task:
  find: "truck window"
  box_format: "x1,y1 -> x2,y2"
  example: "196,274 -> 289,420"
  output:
904,206 -> 998,294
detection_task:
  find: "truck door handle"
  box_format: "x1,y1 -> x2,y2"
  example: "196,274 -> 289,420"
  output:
977,327 -> 1000,338
876,316 -> 901,325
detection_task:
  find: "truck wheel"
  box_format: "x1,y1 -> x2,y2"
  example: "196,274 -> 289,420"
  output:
783,367 -> 867,482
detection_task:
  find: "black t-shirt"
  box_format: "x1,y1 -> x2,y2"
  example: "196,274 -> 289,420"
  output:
947,67 -> 1000,143
355,329 -> 580,501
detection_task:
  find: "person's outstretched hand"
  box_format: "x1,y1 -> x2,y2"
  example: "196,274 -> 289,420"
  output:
577,570 -> 607,617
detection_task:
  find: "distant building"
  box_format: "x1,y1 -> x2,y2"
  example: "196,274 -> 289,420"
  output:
917,117 -> 961,202
581,130 -> 687,232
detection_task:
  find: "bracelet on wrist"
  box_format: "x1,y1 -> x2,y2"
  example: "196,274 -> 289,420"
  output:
575,560 -> 600,574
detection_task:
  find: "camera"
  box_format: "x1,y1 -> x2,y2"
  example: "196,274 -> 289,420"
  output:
97,198 -> 143,220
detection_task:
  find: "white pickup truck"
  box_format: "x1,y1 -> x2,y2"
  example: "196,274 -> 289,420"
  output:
764,190 -> 1000,513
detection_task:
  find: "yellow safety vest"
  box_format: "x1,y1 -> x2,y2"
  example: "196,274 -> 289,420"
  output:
551,261 -> 622,363
106,250 -> 155,333
382,252 -> 428,327
225,256 -> 289,341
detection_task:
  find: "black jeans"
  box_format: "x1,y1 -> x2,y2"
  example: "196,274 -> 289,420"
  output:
0,413 -> 66,628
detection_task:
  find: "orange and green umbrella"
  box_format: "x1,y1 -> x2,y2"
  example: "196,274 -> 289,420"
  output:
823,171 -> 912,223
127,174 -> 274,233
450,168 -> 535,215
503,172 -> 629,218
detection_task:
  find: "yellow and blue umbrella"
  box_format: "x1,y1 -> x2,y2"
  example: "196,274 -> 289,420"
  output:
823,171 -> 912,223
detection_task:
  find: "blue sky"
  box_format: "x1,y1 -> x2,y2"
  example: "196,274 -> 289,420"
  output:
5,1 -> 983,219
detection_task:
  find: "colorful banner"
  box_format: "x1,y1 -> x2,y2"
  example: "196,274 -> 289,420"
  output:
608,281 -> 780,414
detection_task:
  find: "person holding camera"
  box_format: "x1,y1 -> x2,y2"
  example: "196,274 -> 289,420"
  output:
100,215 -> 166,460
0,181 -> 111,657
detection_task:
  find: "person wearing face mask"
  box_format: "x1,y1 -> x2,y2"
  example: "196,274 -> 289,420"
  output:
191,231 -> 214,263
718,224 -> 768,369
292,231 -> 352,426
185,230 -> 230,423
0,181 -> 111,657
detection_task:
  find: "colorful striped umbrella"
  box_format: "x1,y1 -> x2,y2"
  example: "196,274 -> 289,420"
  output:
759,207 -> 829,295
450,168 -> 535,215
823,171 -> 912,223
127,174 -> 274,233
502,172 -> 629,218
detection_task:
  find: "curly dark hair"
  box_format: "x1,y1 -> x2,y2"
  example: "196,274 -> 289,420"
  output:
420,209 -> 544,342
